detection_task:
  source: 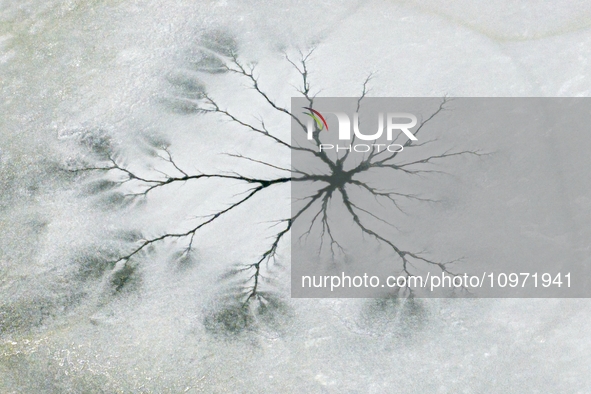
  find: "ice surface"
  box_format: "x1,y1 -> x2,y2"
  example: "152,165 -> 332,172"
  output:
1,0 -> 591,392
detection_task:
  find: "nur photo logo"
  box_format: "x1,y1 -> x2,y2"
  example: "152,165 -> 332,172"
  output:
303,107 -> 418,153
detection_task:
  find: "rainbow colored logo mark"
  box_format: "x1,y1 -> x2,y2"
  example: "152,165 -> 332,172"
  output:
303,107 -> 329,131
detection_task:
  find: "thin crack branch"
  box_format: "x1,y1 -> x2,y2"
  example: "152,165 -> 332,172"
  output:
116,178 -> 290,267
158,146 -> 188,177
223,153 -> 297,174
337,72 -> 374,166
201,93 -> 294,150
338,184 -> 456,278
245,217 -> 292,302
367,98 -> 449,166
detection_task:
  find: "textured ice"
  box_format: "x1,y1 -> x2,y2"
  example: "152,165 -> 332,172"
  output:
1,0 -> 591,392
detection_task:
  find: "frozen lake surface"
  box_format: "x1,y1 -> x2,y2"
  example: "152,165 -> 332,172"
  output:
1,0 -> 591,392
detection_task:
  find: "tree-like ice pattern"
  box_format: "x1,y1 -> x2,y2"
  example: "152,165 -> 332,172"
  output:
69,36 -> 480,332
